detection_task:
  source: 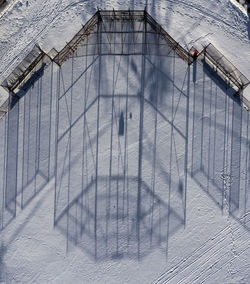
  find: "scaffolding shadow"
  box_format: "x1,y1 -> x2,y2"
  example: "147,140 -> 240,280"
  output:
55,176 -> 184,261
53,12 -> 189,259
190,58 -> 250,230
0,61 -> 55,231
0,10 -> 249,272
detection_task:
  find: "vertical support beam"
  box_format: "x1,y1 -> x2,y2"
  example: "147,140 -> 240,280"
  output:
200,56 -> 206,170
5,95 -> 19,218
94,10 -> 102,260
48,62 -> 54,180
166,39 -> 176,257
150,35 -> 159,245
144,10 -> 148,55
107,11 -> 116,252
229,91 -> 242,214
1,113 -> 7,229
54,65 -> 60,226
222,85 -> 228,213
123,49 -> 129,223
137,11 -> 146,260
81,32 -> 89,237
184,60 -> 191,227
36,64 -> 42,188
21,93 -> 26,208
191,58 -> 197,176
66,50 -> 74,253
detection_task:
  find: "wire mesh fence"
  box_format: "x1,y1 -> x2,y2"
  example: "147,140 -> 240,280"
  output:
0,9 -> 249,115
53,10 -> 192,65
1,45 -> 52,94
199,43 -> 250,91
53,12 -> 99,65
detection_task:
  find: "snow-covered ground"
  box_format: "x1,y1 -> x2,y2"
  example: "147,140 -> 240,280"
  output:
0,0 -> 250,283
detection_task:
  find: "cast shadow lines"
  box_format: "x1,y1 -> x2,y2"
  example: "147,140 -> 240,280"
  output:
0,61 -> 55,231
53,16 -> 188,260
0,9 -> 249,268
190,57 -> 250,230
55,176 -> 184,262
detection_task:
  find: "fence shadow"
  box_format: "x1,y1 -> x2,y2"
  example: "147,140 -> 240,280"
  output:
53,16 -> 189,259
0,61 -> 55,231
0,10 -> 249,270
55,176 -> 183,261
190,58 -> 250,230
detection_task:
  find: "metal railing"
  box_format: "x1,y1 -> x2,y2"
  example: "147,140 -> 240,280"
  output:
199,43 -> 249,91
1,45 -> 52,94
53,10 -> 193,65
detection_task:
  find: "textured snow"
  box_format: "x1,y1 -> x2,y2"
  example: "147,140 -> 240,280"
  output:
0,0 -> 250,283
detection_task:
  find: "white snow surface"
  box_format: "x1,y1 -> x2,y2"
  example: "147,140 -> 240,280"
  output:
0,0 -> 249,283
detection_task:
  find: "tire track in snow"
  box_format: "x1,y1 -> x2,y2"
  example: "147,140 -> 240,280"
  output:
154,0 -> 248,44
197,240 -> 250,284
0,0 -> 248,81
0,0 -> 63,80
175,228 -> 250,283
199,240 -> 250,283
0,0 -> 91,80
167,0 -> 242,28
153,217 -> 250,284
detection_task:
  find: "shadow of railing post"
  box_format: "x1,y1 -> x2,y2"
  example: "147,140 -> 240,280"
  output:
4,95 -> 19,224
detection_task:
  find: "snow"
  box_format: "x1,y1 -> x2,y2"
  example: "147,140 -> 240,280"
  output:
0,0 -> 250,283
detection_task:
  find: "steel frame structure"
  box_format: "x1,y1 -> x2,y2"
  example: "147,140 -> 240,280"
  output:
0,9 -> 249,109
53,10 -> 192,66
